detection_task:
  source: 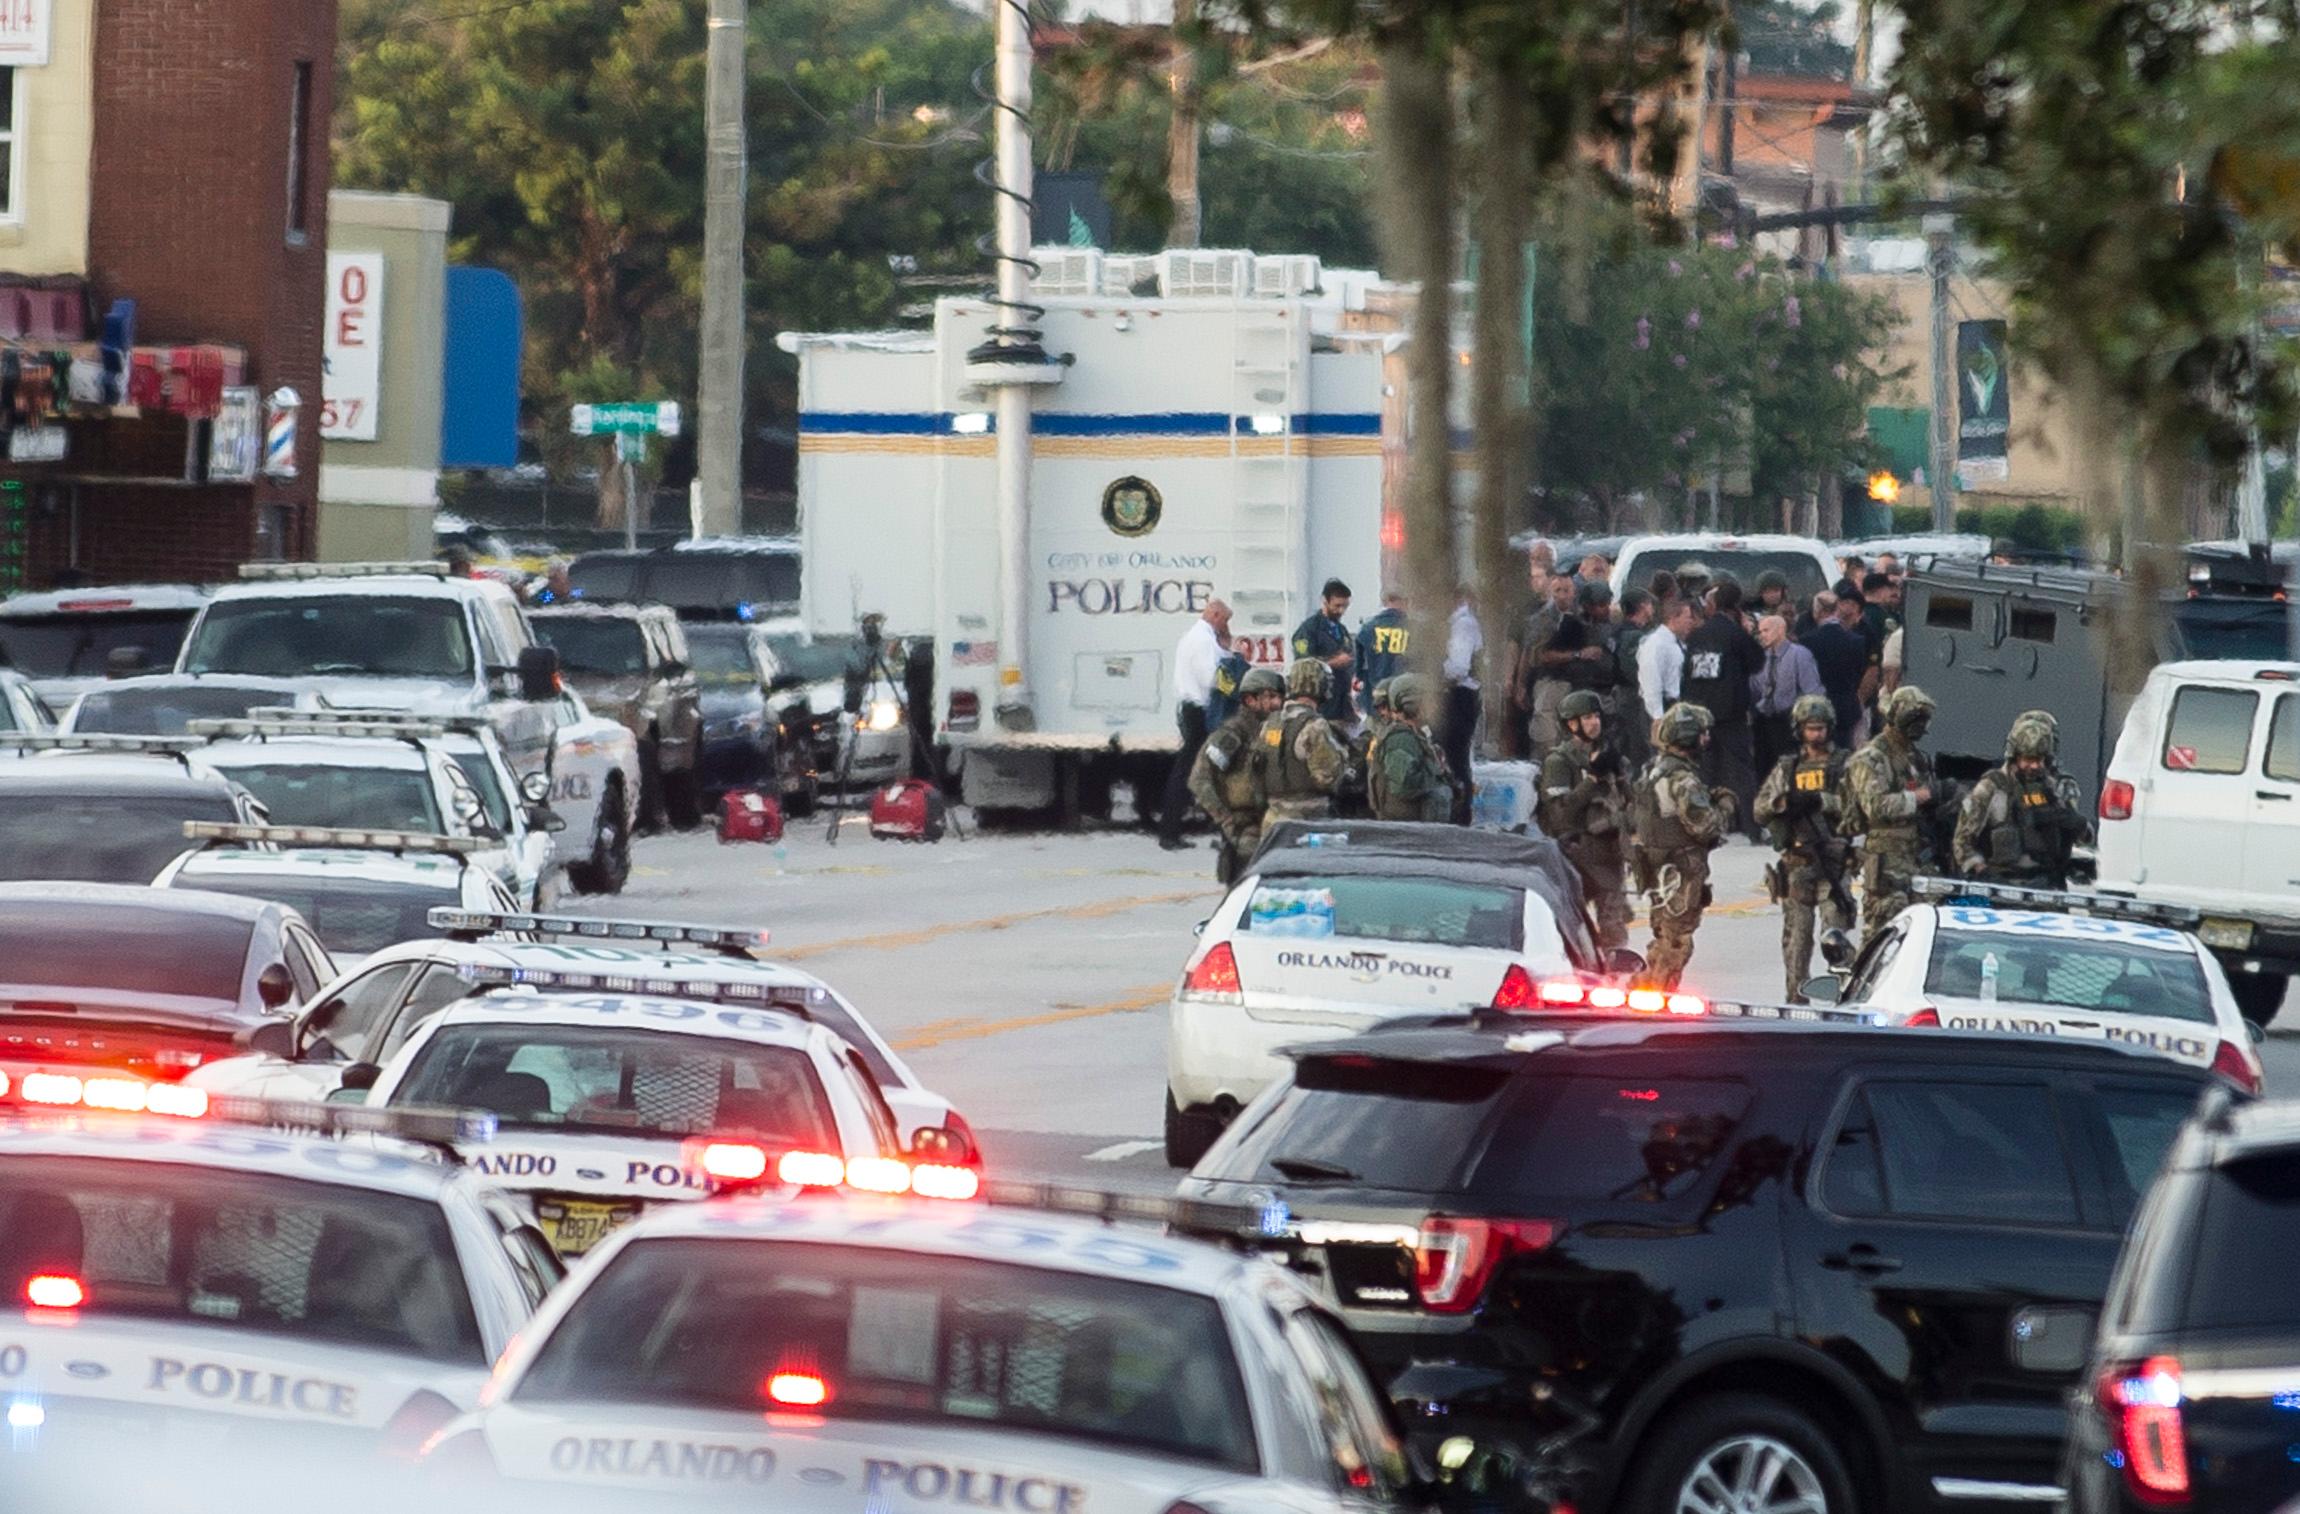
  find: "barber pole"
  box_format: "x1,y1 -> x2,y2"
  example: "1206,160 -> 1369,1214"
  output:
263,386 -> 301,478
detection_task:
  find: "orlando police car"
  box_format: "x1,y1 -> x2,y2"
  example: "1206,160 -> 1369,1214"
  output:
187,910 -> 972,1163
155,823 -> 524,965
421,1187 -> 1528,1513
1166,821 -> 1627,1167
0,1088 -> 556,1508
353,963 -> 973,1257
1809,877 -> 2265,1090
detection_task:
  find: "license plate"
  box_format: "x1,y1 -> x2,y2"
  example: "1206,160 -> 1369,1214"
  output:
536,1198 -> 641,1256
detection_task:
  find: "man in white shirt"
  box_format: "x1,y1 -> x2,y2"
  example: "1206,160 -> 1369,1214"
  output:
1638,598 -> 1696,725
1443,587 -> 1484,822
1162,598 -> 1232,850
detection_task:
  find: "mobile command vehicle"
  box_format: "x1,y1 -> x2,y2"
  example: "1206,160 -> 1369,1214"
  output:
173,562 -> 562,779
784,249 -> 1390,817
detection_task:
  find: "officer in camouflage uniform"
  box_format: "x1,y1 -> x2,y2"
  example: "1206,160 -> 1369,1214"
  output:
1540,689 -> 1633,948
1188,666 -> 1287,884
1367,675 -> 1453,822
1339,681 -> 1395,818
1632,701 -> 1735,988
1260,658 -> 1350,822
1953,708 -> 2093,888
1842,684 -> 1940,943
1754,693 -> 1856,1000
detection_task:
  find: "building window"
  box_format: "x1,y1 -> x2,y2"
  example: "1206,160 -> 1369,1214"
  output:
285,61 -> 313,242
0,68 -> 21,223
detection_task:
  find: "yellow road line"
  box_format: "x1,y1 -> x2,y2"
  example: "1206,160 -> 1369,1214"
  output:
772,888 -> 1213,962
893,984 -> 1171,1051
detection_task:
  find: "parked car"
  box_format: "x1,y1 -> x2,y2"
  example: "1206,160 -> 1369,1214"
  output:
682,620 -> 821,814
563,537 -> 799,619
0,583 -> 210,709
0,741 -> 265,883
1607,533 -> 1839,607
530,602 -> 703,829
60,673 -> 329,734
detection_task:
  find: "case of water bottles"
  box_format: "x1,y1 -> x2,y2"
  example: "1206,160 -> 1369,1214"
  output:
1248,887 -> 1339,938
1469,760 -> 1540,831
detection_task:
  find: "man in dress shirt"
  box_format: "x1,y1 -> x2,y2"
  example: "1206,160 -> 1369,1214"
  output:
1161,598 -> 1232,851
1443,586 -> 1484,822
1638,598 -> 1696,727
1749,613 -> 1824,779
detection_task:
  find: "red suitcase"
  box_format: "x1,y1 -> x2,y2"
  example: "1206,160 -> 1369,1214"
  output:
717,789 -> 784,843
868,779 -> 946,842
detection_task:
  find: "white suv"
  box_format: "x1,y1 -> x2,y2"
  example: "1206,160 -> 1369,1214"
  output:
2094,659 -> 2300,1025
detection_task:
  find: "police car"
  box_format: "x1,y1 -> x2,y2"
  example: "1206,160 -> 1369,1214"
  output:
0,1092 -> 557,1507
356,965 -> 967,1257
1166,821 -> 1631,1167
0,736 -> 266,883
1808,877 -> 2265,1090
154,823 -> 524,966
0,581 -> 210,709
187,910 -> 972,1164
536,686 -> 644,896
421,1188 -> 1521,1513
59,673 -> 331,735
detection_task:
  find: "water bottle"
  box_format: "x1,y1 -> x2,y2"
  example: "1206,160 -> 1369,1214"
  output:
1980,951 -> 2000,1003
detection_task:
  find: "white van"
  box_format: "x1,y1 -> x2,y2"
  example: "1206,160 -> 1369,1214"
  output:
2094,659 -> 2300,1024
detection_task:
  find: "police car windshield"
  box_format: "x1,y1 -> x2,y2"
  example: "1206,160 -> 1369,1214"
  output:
181,874 -> 452,958
183,596 -> 474,681
0,790 -> 242,884
0,1157 -> 484,1366
765,633 -> 857,685
535,618 -> 646,677
219,763 -> 445,833
515,1237 -> 1260,1474
1241,877 -> 1524,952
0,610 -> 197,679
395,1022 -> 838,1144
683,628 -> 758,685
1925,927 -> 2215,1022
0,901 -> 250,1001
70,684 -> 291,736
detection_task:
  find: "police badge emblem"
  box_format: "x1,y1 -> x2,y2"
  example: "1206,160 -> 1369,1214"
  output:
1100,475 -> 1162,538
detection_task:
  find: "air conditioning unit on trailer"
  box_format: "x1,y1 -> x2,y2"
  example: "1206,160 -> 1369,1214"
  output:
1098,255 -> 1155,298
1032,247 -> 1103,298
1157,249 -> 1251,299
1252,255 -> 1322,298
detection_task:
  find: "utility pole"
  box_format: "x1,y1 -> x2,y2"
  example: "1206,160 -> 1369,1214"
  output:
1924,213 -> 1958,531
1166,0 -> 1202,248
696,0 -> 748,538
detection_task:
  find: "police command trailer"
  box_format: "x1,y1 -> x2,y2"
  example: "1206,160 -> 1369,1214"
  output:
784,250 -> 1395,814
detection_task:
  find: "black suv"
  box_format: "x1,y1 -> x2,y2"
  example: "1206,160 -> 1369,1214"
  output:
2065,1095 -> 2300,1514
1177,1015 -> 2214,1514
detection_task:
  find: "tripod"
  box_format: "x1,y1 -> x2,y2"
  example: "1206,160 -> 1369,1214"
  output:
825,627 -> 966,845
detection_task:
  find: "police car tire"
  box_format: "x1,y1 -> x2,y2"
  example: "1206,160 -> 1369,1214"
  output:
2231,972 -> 2288,1029
1619,1393 -> 1858,1514
1164,1091 -> 1219,1169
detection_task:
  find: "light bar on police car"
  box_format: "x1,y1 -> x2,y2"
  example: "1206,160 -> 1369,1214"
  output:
1702,1000 -> 1891,1026
452,962 -> 822,1013
980,1180 -> 1272,1238
1910,875 -> 2203,928
247,706 -> 495,735
0,733 -> 205,754
182,820 -> 486,855
237,560 -> 451,581
204,1095 -> 498,1146
188,717 -> 452,742
428,908 -> 771,952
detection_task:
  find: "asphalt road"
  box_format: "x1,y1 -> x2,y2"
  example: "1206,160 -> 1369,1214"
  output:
578,815 -> 2298,1195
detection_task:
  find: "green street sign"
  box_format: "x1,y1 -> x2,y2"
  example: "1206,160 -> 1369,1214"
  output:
571,401 -> 682,437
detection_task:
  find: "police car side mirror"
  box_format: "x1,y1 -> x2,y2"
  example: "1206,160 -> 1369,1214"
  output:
339,1062 -> 383,1093
520,770 -> 553,805
256,963 -> 296,1010
530,805 -> 568,834
2250,1020 -> 2267,1046
241,1019 -> 295,1059
1818,928 -> 1857,970
1802,975 -> 1843,1005
1194,918 -> 1209,937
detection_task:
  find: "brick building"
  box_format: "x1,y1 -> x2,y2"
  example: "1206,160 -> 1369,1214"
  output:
0,0 -> 336,591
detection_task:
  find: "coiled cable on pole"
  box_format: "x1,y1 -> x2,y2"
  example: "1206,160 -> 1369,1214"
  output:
967,0 -> 1051,367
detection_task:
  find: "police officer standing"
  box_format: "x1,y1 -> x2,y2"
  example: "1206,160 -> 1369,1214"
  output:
1841,685 -> 1940,943
1541,690 -> 1632,949
1953,709 -> 2092,888
1368,675 -> 1453,822
1291,580 -> 1357,732
1753,693 -> 1856,1000
1189,667 -> 1287,883
1632,702 -> 1734,988
1261,659 -> 1351,822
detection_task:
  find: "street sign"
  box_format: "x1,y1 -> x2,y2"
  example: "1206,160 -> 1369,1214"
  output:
571,401 -> 681,437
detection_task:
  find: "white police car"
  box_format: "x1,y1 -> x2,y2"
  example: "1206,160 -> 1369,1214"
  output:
154,823 -> 524,966
0,1092 -> 558,1506
186,911 -> 974,1163
1810,877 -> 2265,1090
421,1188 -> 1516,1513
1167,822 -> 1626,1167
358,964 -> 971,1257
536,686 -> 644,895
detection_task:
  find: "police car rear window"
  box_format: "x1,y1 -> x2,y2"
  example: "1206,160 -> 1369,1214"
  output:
0,610 -> 196,679
219,763 -> 445,834
0,1157 -> 483,1366
535,618 -> 648,677
515,1237 -> 1259,1474
395,1022 -> 837,1146
1240,876 -> 1523,952
1924,928 -> 2214,1023
0,902 -> 250,1002
0,791 -> 242,885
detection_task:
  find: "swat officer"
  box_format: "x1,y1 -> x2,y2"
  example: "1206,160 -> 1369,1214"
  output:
1261,658 -> 1351,822
1632,702 -> 1734,989
1953,708 -> 2092,888
1841,684 -> 1940,943
1540,689 -> 1633,948
1368,675 -> 1453,822
1189,666 -> 1287,883
1753,693 -> 1856,1001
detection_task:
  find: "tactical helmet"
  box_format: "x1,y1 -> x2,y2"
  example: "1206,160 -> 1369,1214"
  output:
1285,657 -> 1331,700
1886,685 -> 1937,734
1371,677 -> 1395,711
2006,709 -> 2058,760
1238,667 -> 1286,700
1656,701 -> 1714,752
1560,690 -> 1606,722
1755,569 -> 1789,596
1791,693 -> 1835,730
1389,674 -> 1431,718
1576,579 -> 1614,608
